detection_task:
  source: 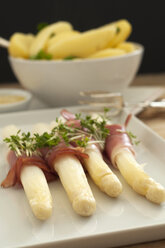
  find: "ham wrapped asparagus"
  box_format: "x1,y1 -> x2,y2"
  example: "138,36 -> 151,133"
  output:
40,143 -> 96,216
32,123 -> 96,217
60,109 -> 122,197
105,115 -> 165,204
1,125 -> 53,220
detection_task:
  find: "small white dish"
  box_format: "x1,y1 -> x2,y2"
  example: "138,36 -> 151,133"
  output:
0,88 -> 32,113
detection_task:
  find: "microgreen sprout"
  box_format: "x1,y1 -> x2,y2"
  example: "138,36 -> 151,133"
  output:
4,110 -> 138,157
37,22 -> 48,32
30,50 -> 52,60
63,55 -> 78,60
3,111 -> 111,156
4,130 -> 37,157
127,131 -> 140,146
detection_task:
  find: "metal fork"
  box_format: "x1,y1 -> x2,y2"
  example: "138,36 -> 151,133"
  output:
79,90 -> 165,116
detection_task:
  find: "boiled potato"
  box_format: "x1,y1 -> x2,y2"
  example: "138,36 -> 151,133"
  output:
116,42 -> 136,53
30,21 -> 73,56
46,30 -> 79,49
88,48 -> 126,59
8,19 -> 134,60
47,26 -> 116,59
101,19 -> 132,47
9,33 -> 34,58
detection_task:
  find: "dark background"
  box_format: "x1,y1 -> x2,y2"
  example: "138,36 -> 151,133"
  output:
0,0 -> 165,83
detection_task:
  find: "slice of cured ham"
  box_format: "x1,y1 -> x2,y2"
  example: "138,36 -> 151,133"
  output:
1,150 -> 53,220
105,123 -> 135,168
1,150 -> 55,188
40,142 -> 89,169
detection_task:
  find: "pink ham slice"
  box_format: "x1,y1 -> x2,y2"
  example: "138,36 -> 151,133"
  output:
60,109 -> 81,128
1,150 -> 55,188
105,115 -> 135,168
61,109 -> 75,120
40,142 -> 89,170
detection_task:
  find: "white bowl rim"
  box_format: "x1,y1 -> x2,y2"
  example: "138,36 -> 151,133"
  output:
0,88 -> 32,110
9,42 -> 144,65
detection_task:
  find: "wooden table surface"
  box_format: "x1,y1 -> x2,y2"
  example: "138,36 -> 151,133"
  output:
1,74 -> 165,248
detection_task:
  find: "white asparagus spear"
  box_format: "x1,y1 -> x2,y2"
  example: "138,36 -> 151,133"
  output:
115,149 -> 165,204
54,154 -> 96,216
83,144 -> 122,197
2,125 -> 53,220
21,166 -> 52,220
33,122 -> 96,216
56,112 -> 122,198
82,113 -> 122,197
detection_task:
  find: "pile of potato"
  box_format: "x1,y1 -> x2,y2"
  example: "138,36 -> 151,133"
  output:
8,19 -> 136,60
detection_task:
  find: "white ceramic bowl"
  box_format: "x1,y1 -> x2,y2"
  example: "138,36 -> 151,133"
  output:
9,43 -> 144,107
0,88 -> 32,113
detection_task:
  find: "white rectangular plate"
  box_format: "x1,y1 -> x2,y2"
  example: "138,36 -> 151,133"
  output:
0,106 -> 165,248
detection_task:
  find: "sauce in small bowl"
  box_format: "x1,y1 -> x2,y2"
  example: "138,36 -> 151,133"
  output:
0,89 -> 32,113
0,95 -> 25,104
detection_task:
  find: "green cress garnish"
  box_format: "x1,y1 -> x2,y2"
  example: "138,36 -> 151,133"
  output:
4,110 -> 110,156
116,26 -> 120,34
63,55 -> 78,60
4,131 -> 37,157
127,131 -> 140,145
49,32 -> 56,38
29,50 -> 52,60
37,22 -> 49,32
75,112 -> 110,146
117,129 -> 140,146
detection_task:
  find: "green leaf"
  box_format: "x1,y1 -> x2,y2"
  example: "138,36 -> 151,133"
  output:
127,131 -> 140,146
116,26 -> 120,34
37,22 -> 48,32
30,50 -> 52,60
104,107 -> 110,113
3,112 -> 112,156
63,55 -> 78,60
49,32 -> 56,38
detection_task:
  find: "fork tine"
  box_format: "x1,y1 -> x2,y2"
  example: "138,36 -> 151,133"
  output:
79,90 -> 124,116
